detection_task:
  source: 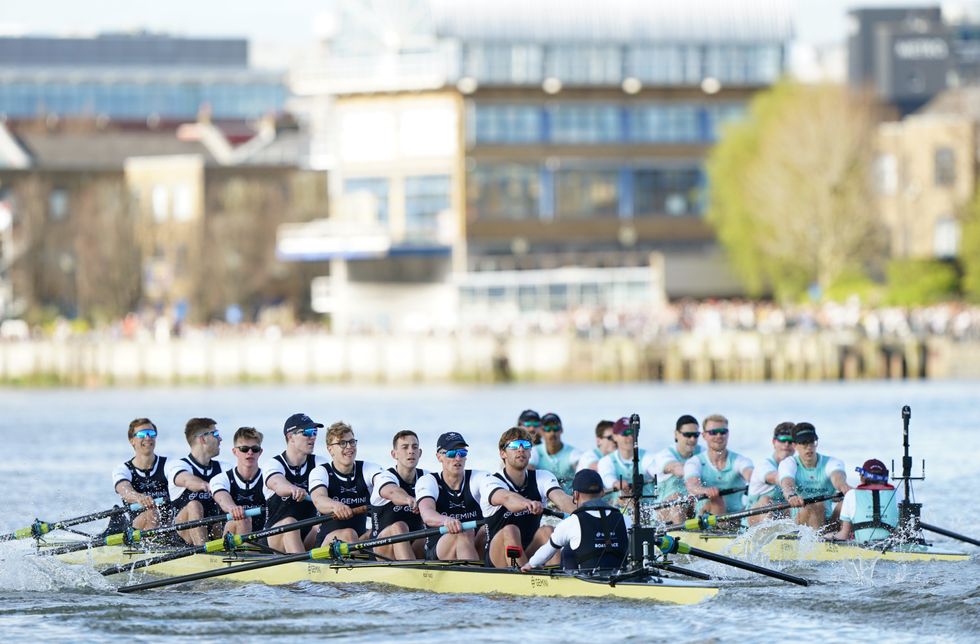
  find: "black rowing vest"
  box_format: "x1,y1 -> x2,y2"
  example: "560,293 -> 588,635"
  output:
222,467 -> 267,532
313,460 -> 370,544
172,455 -> 223,516
424,470 -> 484,555
559,500 -> 628,571
486,470 -> 545,549
266,452 -> 318,526
372,467 -> 424,535
125,455 -> 171,502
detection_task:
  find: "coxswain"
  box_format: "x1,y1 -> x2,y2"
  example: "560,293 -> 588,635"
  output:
647,414 -> 703,524
745,421 -> 796,525
574,420 -> 615,472
779,422 -> 851,530
165,417 -> 227,545
370,430 -> 427,560
261,413 -> 327,553
211,427 -> 267,535
416,432 -> 488,561
480,427 -> 577,568
834,459 -> 899,543
684,414 -> 753,516
521,469 -> 630,573
532,413 -> 582,494
310,421 -> 382,548
109,418 -> 170,533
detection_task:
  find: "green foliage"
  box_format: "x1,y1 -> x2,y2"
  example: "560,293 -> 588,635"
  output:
884,259 -> 959,305
706,81 -> 885,302
962,191 -> 980,302
823,270 -> 882,304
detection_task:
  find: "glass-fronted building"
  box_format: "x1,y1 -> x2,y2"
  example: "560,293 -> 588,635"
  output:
0,33 -> 286,121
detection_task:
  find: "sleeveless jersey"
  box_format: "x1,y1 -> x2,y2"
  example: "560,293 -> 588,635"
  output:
372,467 -> 425,535
265,452 -> 319,528
219,467 -> 267,532
533,443 -> 581,494
787,453 -> 839,519
313,460 -> 371,544
560,500 -> 628,571
603,449 -> 655,502
653,445 -> 702,501
172,456 -> 223,517
485,470 -> 545,549
107,455 -> 171,534
423,470 -> 484,556
691,451 -> 748,513
846,486 -> 899,544
746,455 -> 785,507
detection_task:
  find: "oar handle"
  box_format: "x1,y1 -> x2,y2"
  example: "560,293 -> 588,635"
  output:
107,507 -> 264,546
647,486 -> 748,511
667,492 -> 842,531
322,519 -> 486,559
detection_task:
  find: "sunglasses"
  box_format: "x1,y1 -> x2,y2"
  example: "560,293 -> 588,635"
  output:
235,445 -> 263,454
542,424 -> 561,433
520,421 -> 541,428
441,448 -> 468,459
505,439 -> 533,450
291,428 -> 318,437
795,440 -> 816,446
329,439 -> 358,448
602,434 -> 615,441
132,429 -> 157,439
199,430 -> 220,439
617,429 -> 635,437
705,428 -> 729,436
775,436 -> 794,443
678,431 -> 699,439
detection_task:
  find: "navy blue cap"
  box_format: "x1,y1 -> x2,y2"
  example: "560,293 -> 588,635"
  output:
437,432 -> 468,450
572,469 -> 604,494
284,413 -> 323,435
518,409 -> 540,423
541,412 -> 562,427
792,422 -> 818,443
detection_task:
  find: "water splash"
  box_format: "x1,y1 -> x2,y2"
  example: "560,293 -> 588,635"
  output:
0,541 -> 112,592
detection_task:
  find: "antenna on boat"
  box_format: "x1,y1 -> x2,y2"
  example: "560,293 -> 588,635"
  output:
892,405 -> 925,543
626,413 -> 658,570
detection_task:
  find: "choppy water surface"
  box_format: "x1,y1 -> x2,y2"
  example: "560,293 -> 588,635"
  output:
0,381 -> 977,643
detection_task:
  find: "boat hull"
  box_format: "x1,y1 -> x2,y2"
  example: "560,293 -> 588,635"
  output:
667,530 -> 969,562
58,548 -> 719,605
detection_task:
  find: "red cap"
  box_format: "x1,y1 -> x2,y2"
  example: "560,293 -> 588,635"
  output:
612,417 -> 631,435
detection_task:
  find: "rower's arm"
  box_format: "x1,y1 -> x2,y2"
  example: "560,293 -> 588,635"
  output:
173,471 -> 209,492
310,486 -> 348,515
114,480 -> 156,509
212,489 -> 237,514
490,488 -> 540,514
547,488 -> 577,514
664,460 -> 684,477
418,497 -> 450,528
830,470 -> 851,495
379,482 -> 416,508
264,472 -> 301,498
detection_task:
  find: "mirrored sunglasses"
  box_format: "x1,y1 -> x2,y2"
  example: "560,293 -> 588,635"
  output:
705,428 -> 729,436
133,429 -> 157,439
505,439 -> 533,450
678,431 -> 699,439
291,428 -> 318,437
542,424 -> 562,433
441,448 -> 468,459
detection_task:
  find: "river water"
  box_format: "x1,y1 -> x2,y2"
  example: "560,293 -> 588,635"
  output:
0,381 -> 977,643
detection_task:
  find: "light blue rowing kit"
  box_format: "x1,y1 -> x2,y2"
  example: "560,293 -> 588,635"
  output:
841,486 -> 899,543
784,454 -> 840,519
533,443 -> 581,495
688,451 -> 749,513
652,445 -> 703,502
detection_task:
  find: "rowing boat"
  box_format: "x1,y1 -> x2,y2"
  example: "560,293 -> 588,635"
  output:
57,546 -> 719,604
665,528 -> 969,563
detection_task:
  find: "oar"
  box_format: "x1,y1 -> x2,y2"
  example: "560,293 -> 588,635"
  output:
656,534 -> 809,586
919,522 -> 980,547
99,507 -> 366,576
648,486 -> 748,512
1,499 -> 164,542
665,493 -> 843,531
44,508 -> 263,555
117,518 -> 485,593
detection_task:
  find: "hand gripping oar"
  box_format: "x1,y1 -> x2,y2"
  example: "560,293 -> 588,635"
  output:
44,508 -> 263,555
665,493 -> 843,531
1,499 -> 165,542
918,522 -> 980,547
117,518 -> 485,593
99,507 -> 367,577
648,486 -> 749,512
656,534 -> 810,586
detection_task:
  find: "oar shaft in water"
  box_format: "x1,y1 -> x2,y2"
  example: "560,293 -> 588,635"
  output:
1,499 -> 163,541
656,535 -> 809,587
919,522 -> 980,547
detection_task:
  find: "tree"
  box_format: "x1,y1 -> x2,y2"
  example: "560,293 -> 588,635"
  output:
706,81 -> 887,301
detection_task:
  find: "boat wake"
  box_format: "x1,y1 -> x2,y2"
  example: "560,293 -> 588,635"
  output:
0,541 -> 112,592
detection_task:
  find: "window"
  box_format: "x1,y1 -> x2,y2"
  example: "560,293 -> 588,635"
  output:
151,185 -> 169,222
873,154 -> 899,195
555,169 -> 619,219
934,216 -> 960,258
469,104 -> 542,144
173,185 -> 194,221
467,164 -> 540,220
545,45 -> 622,85
48,188 -> 69,221
550,105 -> 621,143
404,175 -> 451,239
935,147 -> 955,186
633,168 -> 703,216
343,177 -> 389,223
631,104 -> 702,143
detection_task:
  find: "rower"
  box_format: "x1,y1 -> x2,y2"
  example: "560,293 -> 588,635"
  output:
575,420 -> 615,472
834,459 -> 900,543
647,414 -> 703,524
532,413 -> 582,494
518,409 -> 543,447
597,416 -> 655,507
165,417 -> 228,545
311,421 -> 382,548
521,469 -> 630,573
684,414 -> 753,516
480,427 -> 577,568
109,418 -> 170,532
261,413 -> 327,553
779,422 -> 851,530
211,427 -> 267,535
416,431 -> 488,561
370,430 -> 427,560
746,422 -> 796,526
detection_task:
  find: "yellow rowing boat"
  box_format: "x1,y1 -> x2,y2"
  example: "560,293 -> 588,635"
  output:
58,547 -> 719,604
